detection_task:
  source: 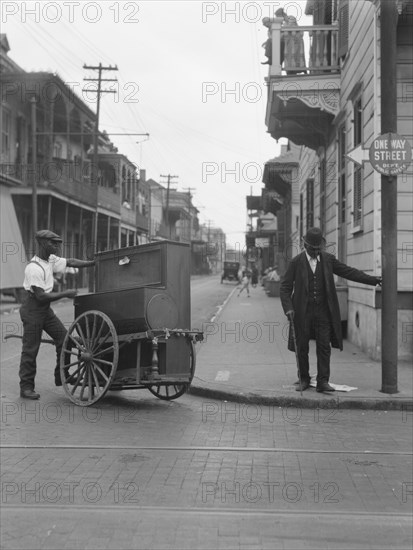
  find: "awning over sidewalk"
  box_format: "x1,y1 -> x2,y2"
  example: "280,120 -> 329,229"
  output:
0,185 -> 26,289
263,148 -> 300,197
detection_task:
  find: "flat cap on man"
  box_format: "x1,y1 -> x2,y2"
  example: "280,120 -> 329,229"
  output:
35,229 -> 63,242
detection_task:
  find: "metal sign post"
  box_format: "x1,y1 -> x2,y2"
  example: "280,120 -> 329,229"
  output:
380,0 -> 400,394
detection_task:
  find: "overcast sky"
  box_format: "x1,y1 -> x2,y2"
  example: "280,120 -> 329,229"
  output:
2,0 -> 311,247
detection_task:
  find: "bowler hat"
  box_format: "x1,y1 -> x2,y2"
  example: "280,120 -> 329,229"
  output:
303,227 -> 325,248
35,229 -> 62,242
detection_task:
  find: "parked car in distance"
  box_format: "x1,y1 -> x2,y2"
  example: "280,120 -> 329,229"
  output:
221,261 -> 241,283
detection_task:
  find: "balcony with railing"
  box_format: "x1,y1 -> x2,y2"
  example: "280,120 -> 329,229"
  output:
263,17 -> 341,150
47,159 -> 96,206
0,163 -> 28,186
153,221 -> 175,240
120,204 -> 136,226
98,185 -> 121,214
0,159 -> 98,206
119,206 -> 149,232
136,210 -> 149,231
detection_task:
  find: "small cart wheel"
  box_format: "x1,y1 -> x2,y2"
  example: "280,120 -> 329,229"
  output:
60,310 -> 119,406
147,340 -> 196,400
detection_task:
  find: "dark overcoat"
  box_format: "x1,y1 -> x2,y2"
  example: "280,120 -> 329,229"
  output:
280,251 -> 378,352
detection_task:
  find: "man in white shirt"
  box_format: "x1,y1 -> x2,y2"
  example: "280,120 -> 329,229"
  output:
19,230 -> 95,399
280,228 -> 382,394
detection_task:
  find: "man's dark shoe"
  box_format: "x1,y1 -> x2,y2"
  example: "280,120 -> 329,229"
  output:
20,389 -> 40,400
316,383 -> 335,393
296,380 -> 311,391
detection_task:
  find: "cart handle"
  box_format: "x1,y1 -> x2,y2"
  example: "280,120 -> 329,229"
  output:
4,334 -> 55,345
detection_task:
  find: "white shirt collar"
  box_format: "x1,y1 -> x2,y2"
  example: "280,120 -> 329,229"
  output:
305,251 -> 320,263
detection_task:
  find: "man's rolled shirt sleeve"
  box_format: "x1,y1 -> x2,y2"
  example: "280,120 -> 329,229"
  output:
49,254 -> 67,277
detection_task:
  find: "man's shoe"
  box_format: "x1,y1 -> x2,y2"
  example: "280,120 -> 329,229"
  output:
20,389 -> 40,400
296,380 -> 311,391
316,383 -> 335,393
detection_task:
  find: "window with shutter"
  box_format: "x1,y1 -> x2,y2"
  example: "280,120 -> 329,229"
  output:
353,97 -> 362,146
338,0 -> 349,58
306,178 -> 314,229
1,107 -> 10,158
351,92 -> 363,230
319,159 -> 326,234
353,165 -> 363,228
338,125 -> 346,224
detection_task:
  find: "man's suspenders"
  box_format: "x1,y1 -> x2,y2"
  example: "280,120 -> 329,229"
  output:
27,261 -> 47,284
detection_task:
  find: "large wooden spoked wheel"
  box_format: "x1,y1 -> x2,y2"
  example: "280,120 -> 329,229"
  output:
60,310 -> 119,406
147,339 -> 196,400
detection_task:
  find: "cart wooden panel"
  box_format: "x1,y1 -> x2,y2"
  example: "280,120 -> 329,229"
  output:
60,241 -> 202,406
93,240 -> 190,329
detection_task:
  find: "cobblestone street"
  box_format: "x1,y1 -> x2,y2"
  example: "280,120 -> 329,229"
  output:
1,286 -> 412,549
2,389 -> 412,549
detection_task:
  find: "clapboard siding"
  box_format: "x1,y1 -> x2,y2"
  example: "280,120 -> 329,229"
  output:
287,0 -> 411,359
395,2 -> 413,293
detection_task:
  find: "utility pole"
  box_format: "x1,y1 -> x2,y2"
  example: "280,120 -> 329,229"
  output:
160,174 -> 178,238
182,187 -> 196,198
30,97 -> 37,240
205,220 -> 213,273
83,63 -> 118,256
380,0 -> 399,393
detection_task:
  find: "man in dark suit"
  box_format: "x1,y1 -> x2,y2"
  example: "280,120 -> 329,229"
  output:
280,228 -> 382,393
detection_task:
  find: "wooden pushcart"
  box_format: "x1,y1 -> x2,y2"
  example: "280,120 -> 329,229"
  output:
60,241 -> 203,406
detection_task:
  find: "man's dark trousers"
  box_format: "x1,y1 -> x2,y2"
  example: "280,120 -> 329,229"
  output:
294,259 -> 332,385
19,295 -> 67,390
296,301 -> 331,385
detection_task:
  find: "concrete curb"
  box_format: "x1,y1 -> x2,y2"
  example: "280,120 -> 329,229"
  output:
188,378 -> 412,411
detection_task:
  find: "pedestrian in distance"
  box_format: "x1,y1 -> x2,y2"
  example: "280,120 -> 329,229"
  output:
280,227 -> 382,394
237,270 -> 251,298
251,265 -> 259,287
18,230 -> 95,400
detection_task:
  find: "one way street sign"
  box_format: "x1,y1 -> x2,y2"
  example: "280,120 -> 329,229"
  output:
345,132 -> 412,176
345,144 -> 369,166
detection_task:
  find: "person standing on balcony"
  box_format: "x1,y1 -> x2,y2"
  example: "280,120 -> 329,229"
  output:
279,9 -> 307,74
18,230 -> 95,399
262,9 -> 307,73
261,21 -> 272,65
280,228 -> 382,393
